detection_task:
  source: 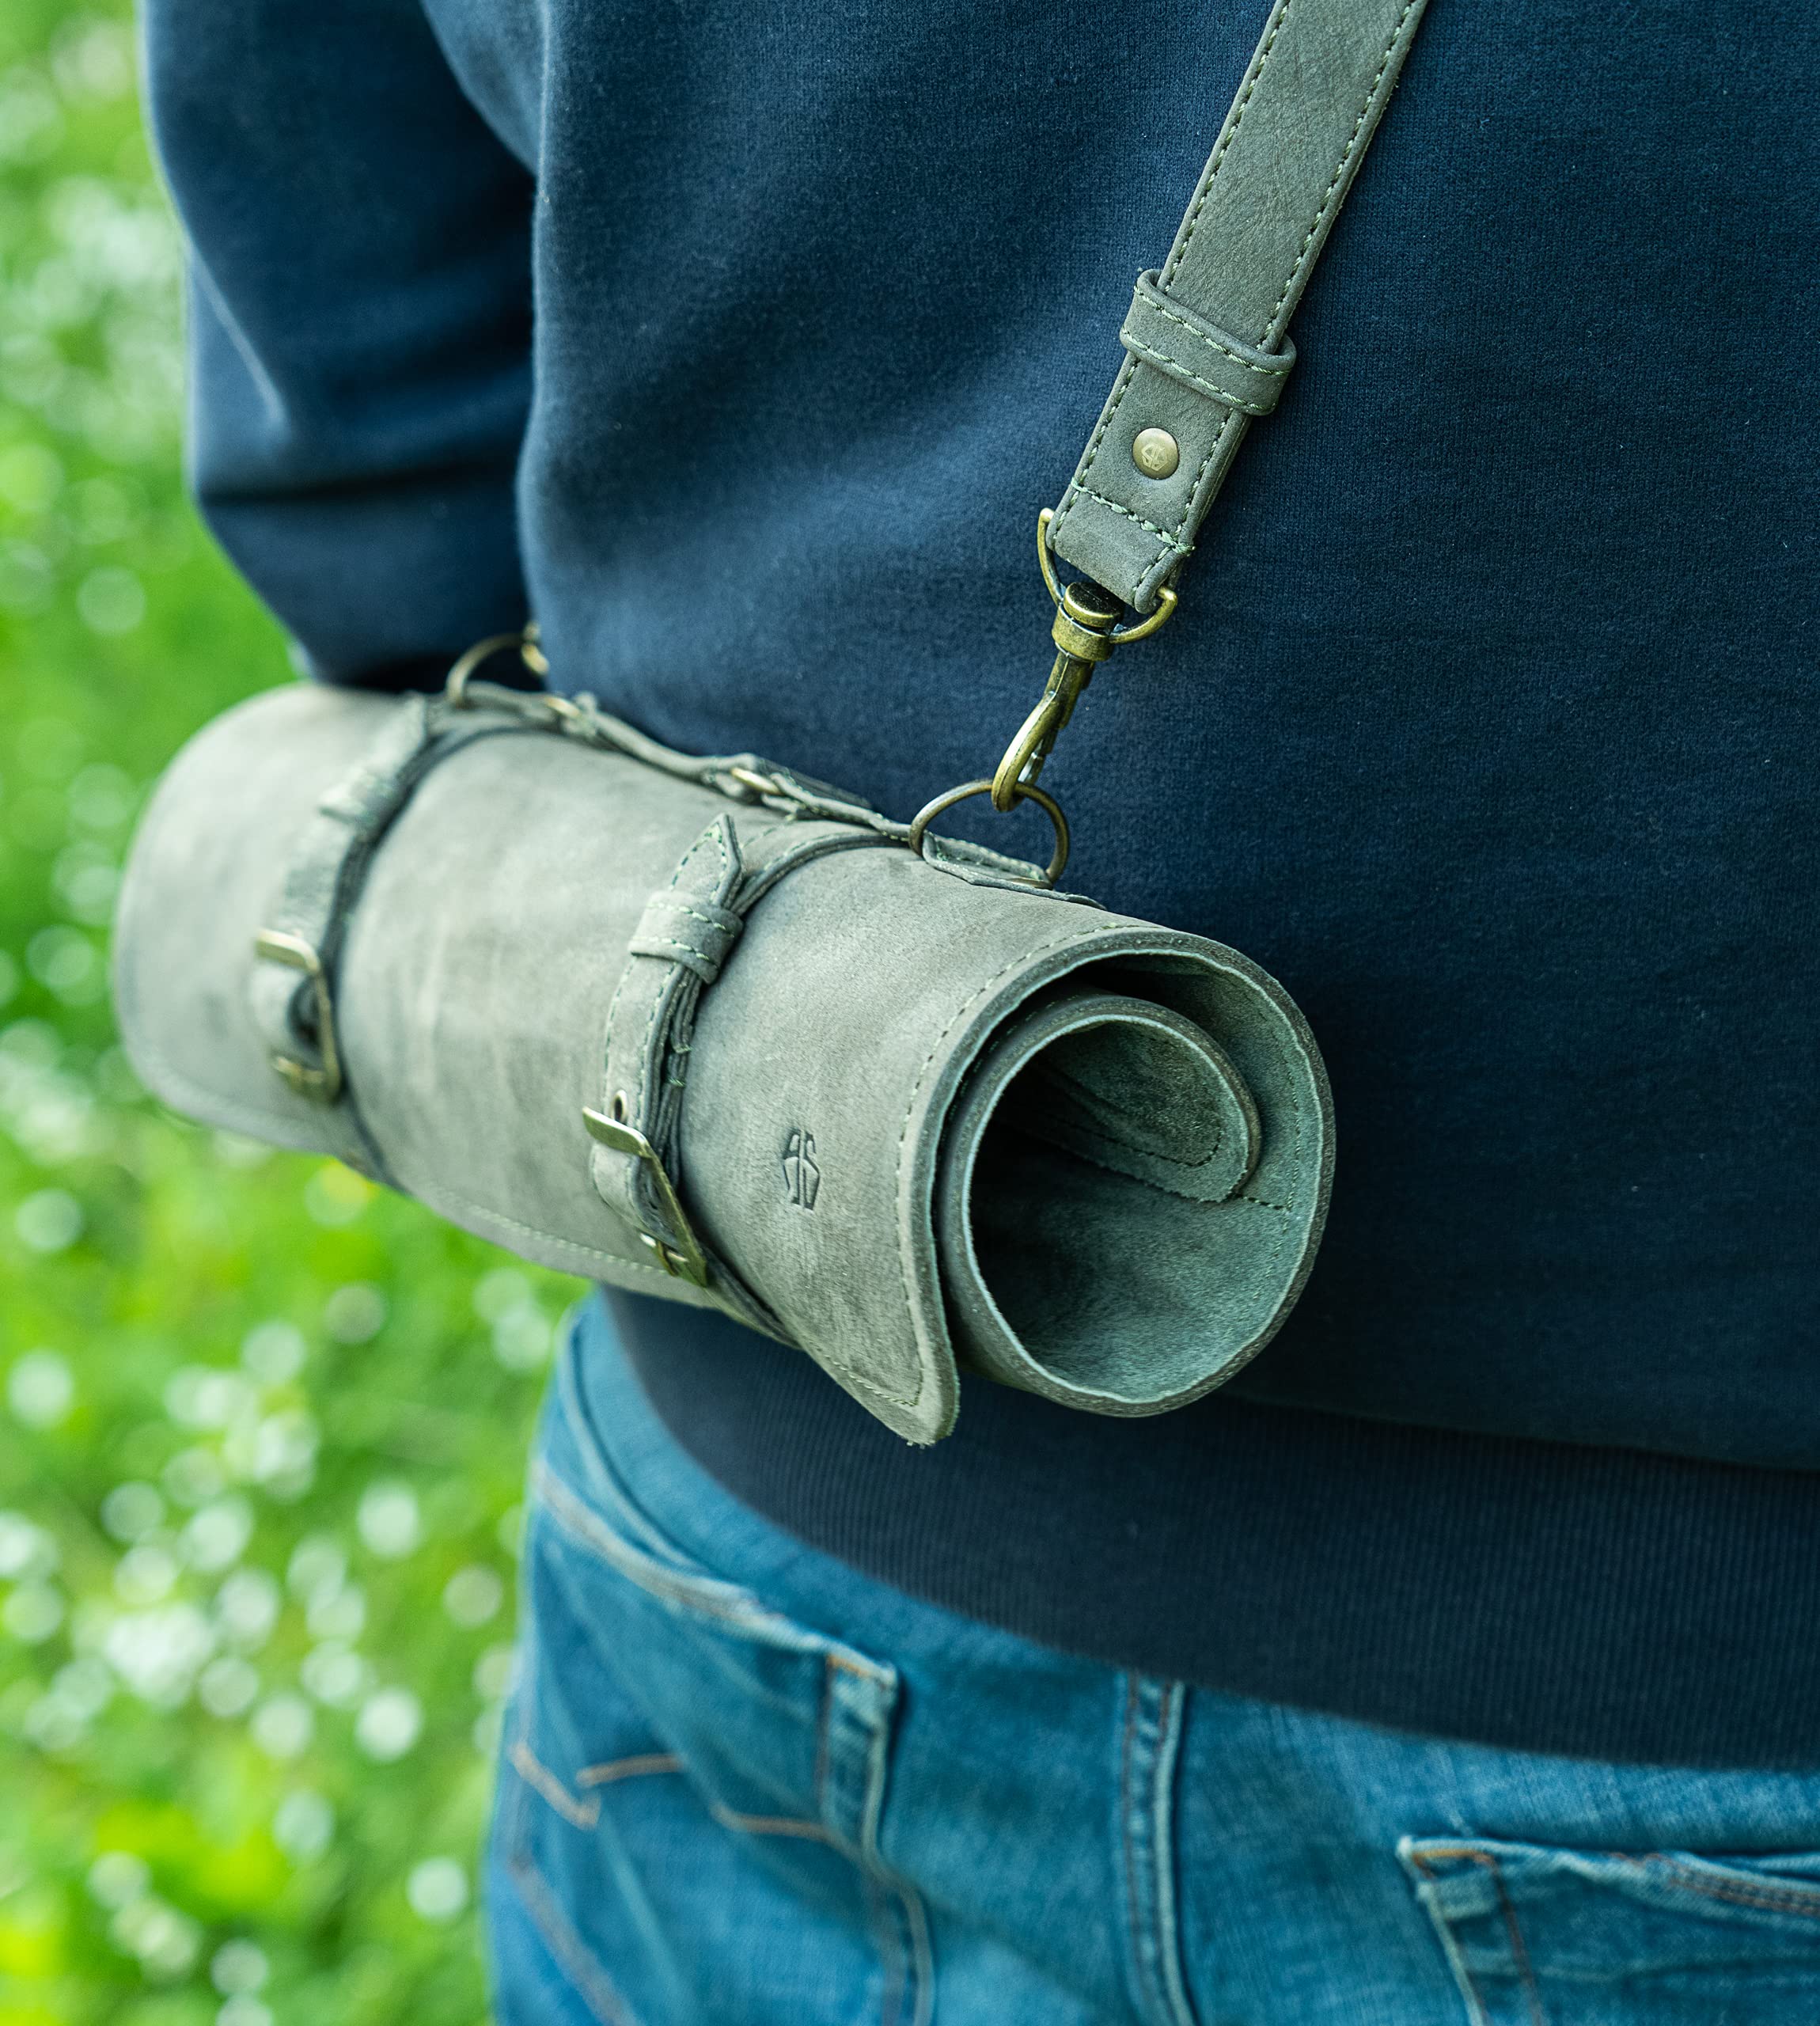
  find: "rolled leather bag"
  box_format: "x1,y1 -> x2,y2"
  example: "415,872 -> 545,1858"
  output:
114,676 -> 1333,1444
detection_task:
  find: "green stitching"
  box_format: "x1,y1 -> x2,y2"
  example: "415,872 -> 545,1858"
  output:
1161,0 -> 1296,290
1119,332 -> 1276,416
1135,290 -> 1292,378
1074,488 -> 1196,552
1265,0 -> 1420,336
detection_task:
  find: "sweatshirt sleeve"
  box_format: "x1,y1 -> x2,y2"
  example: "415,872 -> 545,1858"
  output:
142,0 -> 534,689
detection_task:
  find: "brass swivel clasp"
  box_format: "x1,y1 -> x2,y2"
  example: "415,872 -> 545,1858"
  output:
991,510 -> 1179,810
993,575 -> 1120,810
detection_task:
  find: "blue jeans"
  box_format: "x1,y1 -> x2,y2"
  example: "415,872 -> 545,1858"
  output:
486,1299 -> 1820,2024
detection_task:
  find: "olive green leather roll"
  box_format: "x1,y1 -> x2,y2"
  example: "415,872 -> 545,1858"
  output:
115,681 -> 1333,1444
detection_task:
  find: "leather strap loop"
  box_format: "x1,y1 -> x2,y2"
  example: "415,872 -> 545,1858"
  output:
245,692 -> 468,1175
589,814 -> 885,1331
247,694 -> 438,1098
245,691 -> 538,1174
593,817 -> 747,1251
628,889 -> 743,983
1119,271 -> 1295,419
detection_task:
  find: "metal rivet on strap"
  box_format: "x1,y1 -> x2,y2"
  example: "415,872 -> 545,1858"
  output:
1132,427 -> 1181,480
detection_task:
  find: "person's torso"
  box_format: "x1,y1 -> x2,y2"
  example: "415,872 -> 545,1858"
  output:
421,0 -> 1820,1470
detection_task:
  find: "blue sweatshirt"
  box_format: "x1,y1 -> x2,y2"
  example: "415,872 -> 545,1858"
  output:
144,0 -> 1820,1762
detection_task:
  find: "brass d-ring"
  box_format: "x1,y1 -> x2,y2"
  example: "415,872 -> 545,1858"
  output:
908,779 -> 1071,887
445,624 -> 545,707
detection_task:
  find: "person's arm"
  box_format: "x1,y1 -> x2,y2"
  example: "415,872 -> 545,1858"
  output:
142,0 -> 533,689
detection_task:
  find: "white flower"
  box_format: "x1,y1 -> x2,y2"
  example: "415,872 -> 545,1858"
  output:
472,1643 -> 518,1703
323,1284 -> 386,1345
164,1366 -> 256,1432
442,1565 -> 504,1628
299,1642 -> 370,1710
87,1850 -> 150,1910
406,1857 -> 469,1923
271,1789 -> 334,1862
12,1193 -> 82,1258
285,1535 -> 345,1603
100,1482 -> 164,1543
355,1686 -> 423,1762
472,1268 -> 533,1322
162,1447 -> 225,1508
197,1656 -> 260,1719
8,1345 -> 74,1422
112,1896 -> 200,1979
210,1938 -> 268,1995
0,1511 -> 55,1580
356,1482 -> 420,1561
213,1569 -> 280,1650
113,1542 -> 179,1607
180,1497 -> 253,1574
4,1584 -> 66,1644
305,1581 -> 365,1642
249,1692 -> 313,1762
103,1603 -> 214,1705
239,1321 -> 305,1386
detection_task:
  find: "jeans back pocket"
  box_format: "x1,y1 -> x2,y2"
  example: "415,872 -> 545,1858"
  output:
1401,1834 -> 1820,2026
492,1375 -> 928,2026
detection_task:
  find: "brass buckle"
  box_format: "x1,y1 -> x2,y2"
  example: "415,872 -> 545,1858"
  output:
582,1099 -> 711,1286
252,930 -> 343,1103
988,510 -> 1179,811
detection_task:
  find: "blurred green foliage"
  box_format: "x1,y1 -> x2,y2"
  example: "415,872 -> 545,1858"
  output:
0,6 -> 577,2021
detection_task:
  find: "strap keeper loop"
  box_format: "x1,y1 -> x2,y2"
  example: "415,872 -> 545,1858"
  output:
1119,271 -> 1296,418
628,892 -> 743,983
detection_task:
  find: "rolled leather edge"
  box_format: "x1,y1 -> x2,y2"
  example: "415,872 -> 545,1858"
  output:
115,681 -> 1333,1445
935,987 -> 1324,1416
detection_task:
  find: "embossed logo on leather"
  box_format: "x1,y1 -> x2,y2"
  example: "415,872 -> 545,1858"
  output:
781,1129 -> 821,1210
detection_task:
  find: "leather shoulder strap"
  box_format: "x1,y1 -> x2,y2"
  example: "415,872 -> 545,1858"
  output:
1047,0 -> 1428,613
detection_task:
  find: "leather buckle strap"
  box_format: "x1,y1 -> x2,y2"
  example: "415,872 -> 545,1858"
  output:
956,0 -> 1429,851
588,815 -> 748,1299
247,689 -> 449,1129
581,1100 -> 709,1285
246,632 -> 544,1146
252,929 -> 343,1102
1048,0 -> 1429,616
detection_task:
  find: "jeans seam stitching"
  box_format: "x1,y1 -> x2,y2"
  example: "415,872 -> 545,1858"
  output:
502,1846 -> 643,2026
1149,1683 -> 1199,2026
814,1652 -> 835,1827
575,1753 -> 684,1788
1491,1854 -> 1547,2026
867,1872 -> 907,2026
533,1451 -> 895,1684
901,1884 -> 934,2026
707,1801 -> 832,1842
1436,1852 -> 1541,2026
1647,1861 -> 1820,1918
509,1738 -> 601,1831
1119,1677 -> 1154,2022
1401,1843 -> 1497,2026
844,1669 -> 929,2026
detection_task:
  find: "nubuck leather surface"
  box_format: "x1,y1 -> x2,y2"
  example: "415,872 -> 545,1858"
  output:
114,683 -> 1333,1444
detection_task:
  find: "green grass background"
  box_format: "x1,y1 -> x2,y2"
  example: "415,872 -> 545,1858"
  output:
0,7 -> 580,2020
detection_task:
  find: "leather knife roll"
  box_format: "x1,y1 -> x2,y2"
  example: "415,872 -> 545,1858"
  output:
115,681 -> 1333,1444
